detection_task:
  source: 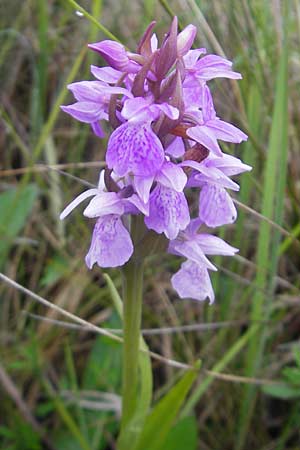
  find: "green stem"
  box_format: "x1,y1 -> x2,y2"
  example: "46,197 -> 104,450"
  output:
120,257 -> 144,439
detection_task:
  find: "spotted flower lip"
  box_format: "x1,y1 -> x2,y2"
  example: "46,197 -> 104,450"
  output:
145,184 -> 190,240
171,260 -> 215,303
106,97 -> 179,177
85,215 -> 133,268
61,18 -> 250,299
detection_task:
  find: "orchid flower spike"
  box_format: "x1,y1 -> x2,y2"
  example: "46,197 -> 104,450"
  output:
61,18 -> 250,303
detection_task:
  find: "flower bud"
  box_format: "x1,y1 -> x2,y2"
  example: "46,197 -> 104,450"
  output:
88,40 -> 139,73
177,24 -> 197,57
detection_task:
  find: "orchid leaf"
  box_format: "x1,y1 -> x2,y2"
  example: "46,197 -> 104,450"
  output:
133,362 -> 199,450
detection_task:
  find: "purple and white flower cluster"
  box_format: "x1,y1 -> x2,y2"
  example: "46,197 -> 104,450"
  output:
61,18 -> 251,303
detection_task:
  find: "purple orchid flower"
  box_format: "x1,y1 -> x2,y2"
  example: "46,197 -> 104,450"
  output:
169,219 -> 238,302
145,184 -> 190,240
85,215 -> 134,268
186,85 -> 247,156
169,218 -> 238,268
61,81 -> 133,137
171,260 -> 215,303
61,18 -> 250,302
183,49 -> 242,82
186,154 -> 251,226
106,97 -> 179,177
60,171 -> 147,268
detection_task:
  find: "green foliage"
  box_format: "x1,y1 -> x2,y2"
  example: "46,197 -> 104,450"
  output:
40,255 -> 70,287
164,416 -> 198,450
236,15 -> 289,447
263,347 -> 300,400
0,419 -> 41,450
133,363 -> 199,450
0,184 -> 38,268
82,321 -> 122,391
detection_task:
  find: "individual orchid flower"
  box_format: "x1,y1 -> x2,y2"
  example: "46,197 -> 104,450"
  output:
171,260 -> 215,303
61,81 -> 133,137
106,97 -> 179,177
60,171 -> 147,268
85,215 -> 134,268
169,218 -> 238,269
183,48 -> 242,82
187,154 -> 251,226
145,184 -> 190,240
169,219 -> 238,302
186,85 -> 247,156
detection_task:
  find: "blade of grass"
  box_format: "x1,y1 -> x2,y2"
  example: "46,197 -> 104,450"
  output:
180,324 -> 259,417
36,0 -> 48,120
279,222 -> 300,254
64,342 -> 89,441
235,84 -> 261,253
43,379 -> 92,450
31,45 -> 87,168
0,0 -> 29,67
63,0 -> 120,42
89,0 -> 103,43
235,7 -> 288,448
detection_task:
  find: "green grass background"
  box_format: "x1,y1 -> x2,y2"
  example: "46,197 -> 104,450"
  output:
0,0 -> 300,449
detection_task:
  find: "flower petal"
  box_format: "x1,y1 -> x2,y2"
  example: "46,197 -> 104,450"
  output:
193,169 -> 240,191
165,137 -> 185,158
88,40 -> 140,73
125,194 -> 149,216
67,81 -> 107,102
106,122 -> 165,177
60,189 -> 99,220
133,175 -> 154,203
156,103 -> 179,120
151,34 -> 158,51
207,154 -> 252,176
183,49 -> 206,68
207,119 -> 248,143
169,240 -> 216,270
85,215 -> 133,268
91,65 -> 122,83
177,24 -> 197,57
121,97 -> 155,121
201,85 -> 216,122
91,121 -> 105,138
187,125 -> 223,156
195,55 -> 242,80
61,102 -> 106,123
183,81 -> 204,110
156,161 -> 187,192
68,80 -> 133,103
171,260 -> 215,303
199,184 -> 237,227
145,185 -> 190,240
83,192 -> 124,217
195,234 -> 238,256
